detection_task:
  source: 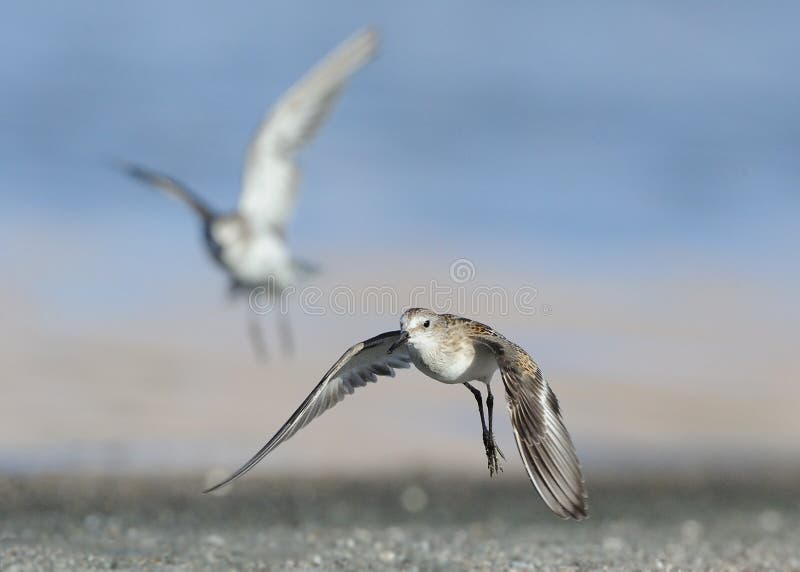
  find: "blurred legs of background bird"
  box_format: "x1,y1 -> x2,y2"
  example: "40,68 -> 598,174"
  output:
247,310 -> 268,361
277,310 -> 294,356
464,382 -> 504,476
244,297 -> 294,360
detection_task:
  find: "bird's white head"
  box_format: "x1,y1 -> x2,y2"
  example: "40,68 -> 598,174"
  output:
400,307 -> 444,335
386,308 -> 445,354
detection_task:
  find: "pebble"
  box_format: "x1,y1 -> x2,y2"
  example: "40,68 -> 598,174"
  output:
758,509 -> 783,532
204,534 -> 225,547
602,536 -> 625,552
2,479 -> 800,570
379,550 -> 396,563
400,485 -> 429,513
680,519 -> 703,542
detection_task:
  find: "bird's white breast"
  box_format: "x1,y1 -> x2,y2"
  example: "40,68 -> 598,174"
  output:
408,335 -> 497,384
213,224 -> 295,288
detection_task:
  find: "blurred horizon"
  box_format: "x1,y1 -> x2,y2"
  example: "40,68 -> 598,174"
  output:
2,2 -> 799,476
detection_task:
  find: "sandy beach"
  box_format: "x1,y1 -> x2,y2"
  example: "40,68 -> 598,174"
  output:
2,474 -> 799,570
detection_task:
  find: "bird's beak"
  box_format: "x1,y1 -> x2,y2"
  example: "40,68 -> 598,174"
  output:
387,331 -> 409,354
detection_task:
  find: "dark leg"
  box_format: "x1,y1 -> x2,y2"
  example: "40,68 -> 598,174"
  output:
247,312 -> 268,361
227,279 -> 240,301
277,311 -> 294,356
486,386 -> 505,466
464,383 -> 501,476
464,382 -> 487,430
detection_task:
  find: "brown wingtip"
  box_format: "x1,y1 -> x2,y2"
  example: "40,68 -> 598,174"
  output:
569,501 -> 590,522
552,480 -> 590,521
552,501 -> 589,521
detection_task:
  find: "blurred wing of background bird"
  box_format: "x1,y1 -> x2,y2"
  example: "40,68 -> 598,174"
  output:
120,163 -> 214,222
238,27 -> 379,235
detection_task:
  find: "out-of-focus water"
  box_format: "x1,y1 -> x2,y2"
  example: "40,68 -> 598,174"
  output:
3,2 -> 799,263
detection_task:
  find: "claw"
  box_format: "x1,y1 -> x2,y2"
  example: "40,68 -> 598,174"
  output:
482,430 -> 504,477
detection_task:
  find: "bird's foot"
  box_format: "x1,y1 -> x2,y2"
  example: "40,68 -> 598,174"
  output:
483,430 -> 504,477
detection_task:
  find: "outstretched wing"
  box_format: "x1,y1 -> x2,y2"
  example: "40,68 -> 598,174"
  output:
204,330 -> 410,493
119,162 -> 214,222
469,324 -> 588,520
238,27 -> 378,234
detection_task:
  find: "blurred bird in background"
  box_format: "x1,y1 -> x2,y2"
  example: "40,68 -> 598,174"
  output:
119,27 -> 378,359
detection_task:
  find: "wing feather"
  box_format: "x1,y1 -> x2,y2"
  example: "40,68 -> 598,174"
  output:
469,324 -> 588,520
204,330 -> 409,493
238,28 -> 378,234
499,348 -> 588,520
119,162 -> 214,222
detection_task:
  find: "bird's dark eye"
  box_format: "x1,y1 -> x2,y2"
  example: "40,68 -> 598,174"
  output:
423,320 -> 430,328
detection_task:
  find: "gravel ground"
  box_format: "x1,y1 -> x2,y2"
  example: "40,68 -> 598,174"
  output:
1,474 -> 799,571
